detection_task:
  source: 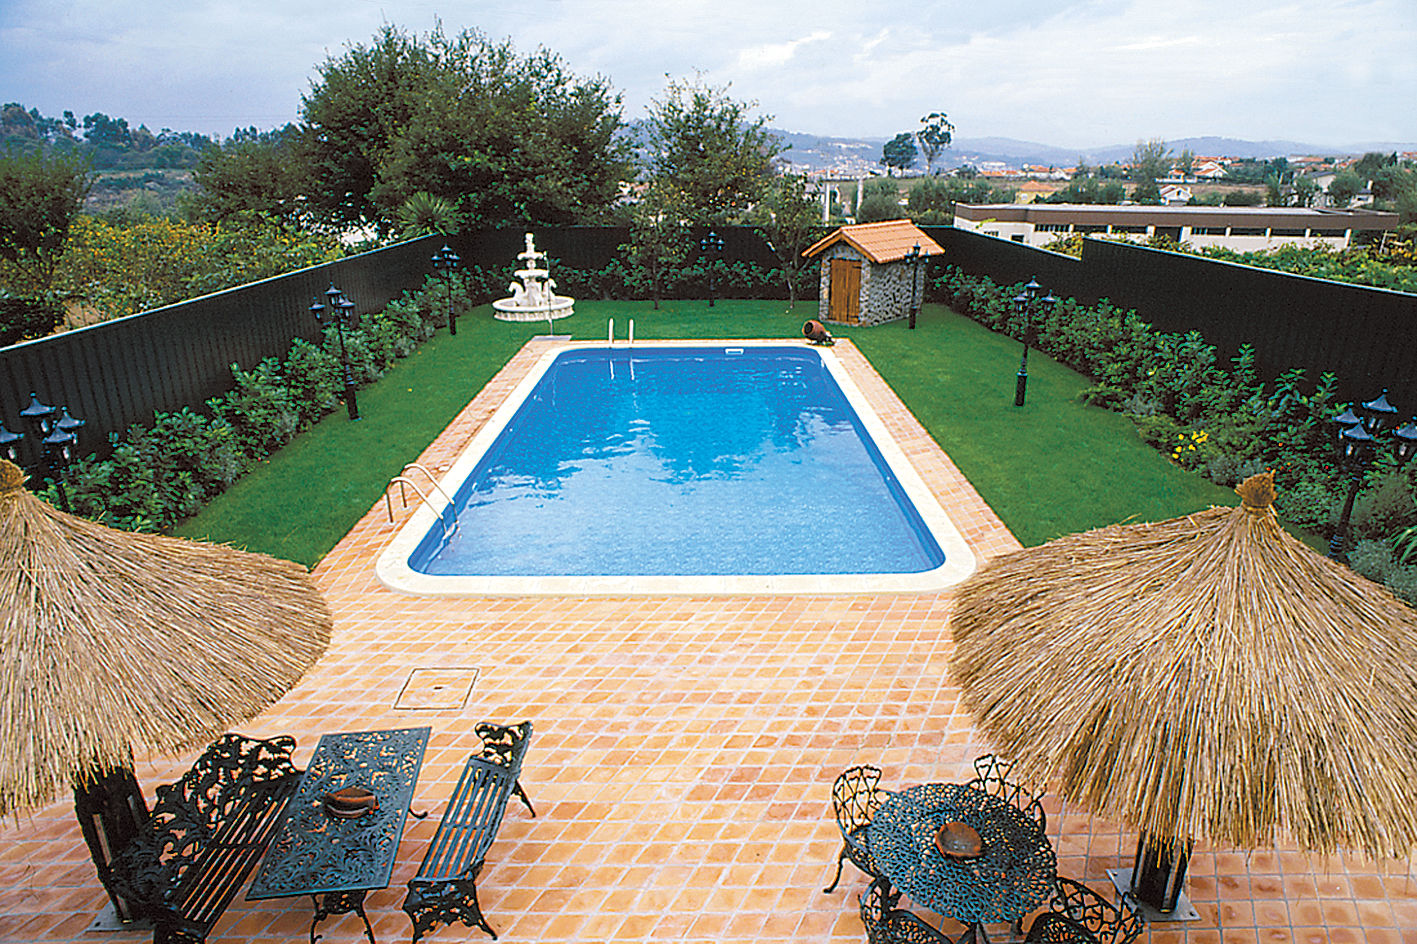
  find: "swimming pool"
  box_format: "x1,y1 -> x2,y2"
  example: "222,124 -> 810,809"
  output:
376,342 -> 975,595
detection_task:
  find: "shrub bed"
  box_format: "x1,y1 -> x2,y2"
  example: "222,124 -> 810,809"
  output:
51,275 -> 466,532
929,265 -> 1417,603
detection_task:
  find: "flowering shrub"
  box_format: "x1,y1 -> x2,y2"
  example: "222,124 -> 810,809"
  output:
929,265 -> 1417,583
54,214 -> 342,322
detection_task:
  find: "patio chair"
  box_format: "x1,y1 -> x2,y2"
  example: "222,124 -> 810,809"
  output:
824,764 -> 893,893
859,877 -> 960,944
1024,877 -> 1143,944
965,753 -> 1047,830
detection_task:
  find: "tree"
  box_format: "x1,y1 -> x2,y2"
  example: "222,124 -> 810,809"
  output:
1176,148 -> 1196,179
187,125 -> 311,228
916,112 -> 953,175
623,183 -> 691,310
1292,175 -> 1318,208
1354,151 -> 1396,180
642,74 -> 781,226
857,179 -> 904,222
1327,168 -> 1364,207
879,133 -> 917,176
302,22 -> 631,232
751,173 -> 821,308
0,146 -> 91,294
1129,138 -> 1172,203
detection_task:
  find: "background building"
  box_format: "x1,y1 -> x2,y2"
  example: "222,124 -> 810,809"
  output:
952,204 -> 1399,252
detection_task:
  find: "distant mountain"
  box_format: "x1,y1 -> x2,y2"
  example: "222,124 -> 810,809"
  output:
767,129 -> 1417,174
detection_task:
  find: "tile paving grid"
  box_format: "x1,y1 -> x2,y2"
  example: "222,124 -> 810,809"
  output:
1,338 -> 1414,943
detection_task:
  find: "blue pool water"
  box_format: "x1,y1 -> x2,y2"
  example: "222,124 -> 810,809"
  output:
410,346 -> 946,577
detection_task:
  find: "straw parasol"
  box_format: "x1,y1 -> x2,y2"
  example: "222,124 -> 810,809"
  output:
950,472 -> 1417,863
0,458 -> 331,819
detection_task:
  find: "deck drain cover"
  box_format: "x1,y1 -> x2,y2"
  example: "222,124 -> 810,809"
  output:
395,667 -> 479,710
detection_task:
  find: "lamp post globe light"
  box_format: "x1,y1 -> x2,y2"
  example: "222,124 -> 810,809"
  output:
311,284 -> 361,421
1328,390 -> 1417,559
430,244 -> 462,336
700,230 -> 725,307
1012,277 -> 1056,407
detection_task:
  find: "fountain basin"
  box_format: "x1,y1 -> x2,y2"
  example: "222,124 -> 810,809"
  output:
492,297 -> 575,322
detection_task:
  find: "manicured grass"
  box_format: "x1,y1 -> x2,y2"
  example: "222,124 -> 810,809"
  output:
176,298 -> 1234,564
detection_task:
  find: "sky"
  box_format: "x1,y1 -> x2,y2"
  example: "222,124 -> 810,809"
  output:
1,0 -> 1414,150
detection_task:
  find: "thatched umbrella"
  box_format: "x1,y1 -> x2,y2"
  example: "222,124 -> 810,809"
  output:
0,459 -> 330,914
950,472 -> 1417,915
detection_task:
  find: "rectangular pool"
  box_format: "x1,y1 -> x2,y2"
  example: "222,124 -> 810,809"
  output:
377,342 -> 974,595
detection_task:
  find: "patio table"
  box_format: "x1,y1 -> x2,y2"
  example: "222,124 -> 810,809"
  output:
248,726 -> 430,944
869,782 -> 1057,942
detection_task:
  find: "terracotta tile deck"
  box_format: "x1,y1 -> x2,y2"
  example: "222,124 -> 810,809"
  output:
3,337 -> 1415,944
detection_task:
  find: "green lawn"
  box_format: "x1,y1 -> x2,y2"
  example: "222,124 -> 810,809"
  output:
175,299 -> 1234,564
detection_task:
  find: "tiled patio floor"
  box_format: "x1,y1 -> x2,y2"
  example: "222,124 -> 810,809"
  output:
3,338 -> 1415,944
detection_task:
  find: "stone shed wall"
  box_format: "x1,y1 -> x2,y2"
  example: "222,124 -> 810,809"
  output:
817,244 -> 927,326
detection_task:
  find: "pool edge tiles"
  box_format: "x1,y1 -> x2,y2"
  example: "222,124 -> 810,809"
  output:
375,340 -> 976,596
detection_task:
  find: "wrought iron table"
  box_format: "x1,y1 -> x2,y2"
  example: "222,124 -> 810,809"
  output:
248,726 -> 431,944
869,782 -> 1057,943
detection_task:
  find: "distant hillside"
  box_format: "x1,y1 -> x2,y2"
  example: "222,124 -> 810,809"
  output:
768,129 -> 1417,174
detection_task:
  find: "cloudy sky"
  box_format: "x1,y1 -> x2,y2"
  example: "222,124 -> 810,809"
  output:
2,0 -> 1413,149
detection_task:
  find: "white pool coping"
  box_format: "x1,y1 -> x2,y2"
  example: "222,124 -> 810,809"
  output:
375,340 -> 976,596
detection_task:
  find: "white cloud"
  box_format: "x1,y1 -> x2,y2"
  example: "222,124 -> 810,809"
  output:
734,31 -> 831,71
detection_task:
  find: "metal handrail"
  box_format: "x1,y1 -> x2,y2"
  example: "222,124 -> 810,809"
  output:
399,463 -> 455,510
384,476 -> 457,539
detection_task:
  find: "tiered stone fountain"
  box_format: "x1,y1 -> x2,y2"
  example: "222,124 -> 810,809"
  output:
492,233 -> 574,323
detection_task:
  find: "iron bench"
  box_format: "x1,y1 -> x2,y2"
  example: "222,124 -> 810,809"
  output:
402,721 -> 535,942
107,733 -> 301,944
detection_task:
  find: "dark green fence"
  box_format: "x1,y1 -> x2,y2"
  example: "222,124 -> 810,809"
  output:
0,237 -> 438,468
0,226 -> 785,466
928,228 -> 1417,405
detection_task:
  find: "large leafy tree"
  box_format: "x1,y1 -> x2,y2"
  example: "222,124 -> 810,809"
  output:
187,125 -> 311,228
301,23 -> 630,232
880,133 -> 917,176
641,75 -> 782,225
0,146 -> 91,293
916,112 -> 953,175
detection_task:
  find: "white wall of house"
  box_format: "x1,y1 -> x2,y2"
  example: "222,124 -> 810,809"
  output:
954,217 -> 1354,252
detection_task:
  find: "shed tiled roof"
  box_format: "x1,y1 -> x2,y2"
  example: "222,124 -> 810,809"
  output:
802,220 -> 944,264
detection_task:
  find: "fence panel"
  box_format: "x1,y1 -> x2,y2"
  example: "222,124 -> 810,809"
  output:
929,228 -> 1417,405
0,237 -> 441,467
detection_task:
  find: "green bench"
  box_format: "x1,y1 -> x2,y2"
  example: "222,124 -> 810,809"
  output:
402,721 -> 535,942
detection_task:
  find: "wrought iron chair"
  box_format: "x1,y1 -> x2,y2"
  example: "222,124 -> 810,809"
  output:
824,764 -> 893,893
1025,877 -> 1144,944
859,877 -> 960,944
965,753 -> 1047,830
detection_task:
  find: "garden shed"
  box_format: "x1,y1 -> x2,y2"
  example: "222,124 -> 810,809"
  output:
803,220 -> 943,326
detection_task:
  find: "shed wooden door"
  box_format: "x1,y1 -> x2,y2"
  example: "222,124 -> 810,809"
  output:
829,259 -> 861,324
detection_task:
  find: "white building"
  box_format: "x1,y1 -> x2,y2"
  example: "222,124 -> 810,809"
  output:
952,204 -> 1398,252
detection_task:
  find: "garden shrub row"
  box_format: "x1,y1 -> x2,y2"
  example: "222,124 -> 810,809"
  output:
52,275 -> 467,532
928,265 -> 1417,602
461,258 -> 818,304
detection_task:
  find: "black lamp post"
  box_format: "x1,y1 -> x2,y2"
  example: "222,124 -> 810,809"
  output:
311,284 -> 361,421
17,392 -> 82,511
905,242 -> 928,329
430,244 -> 462,335
700,230 -> 725,307
1012,277 -> 1056,407
1328,390 -> 1417,559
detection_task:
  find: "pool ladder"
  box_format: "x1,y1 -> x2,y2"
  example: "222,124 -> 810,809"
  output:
385,462 -> 457,539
